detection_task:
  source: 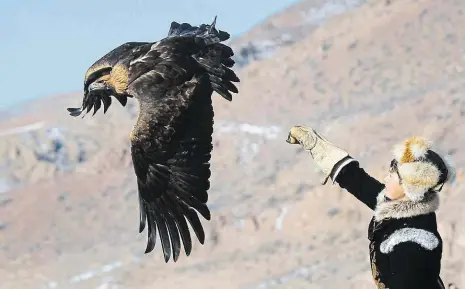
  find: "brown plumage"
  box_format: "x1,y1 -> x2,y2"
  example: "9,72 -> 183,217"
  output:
67,17 -> 240,263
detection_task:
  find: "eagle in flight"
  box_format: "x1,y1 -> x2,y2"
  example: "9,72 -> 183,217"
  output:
67,17 -> 240,263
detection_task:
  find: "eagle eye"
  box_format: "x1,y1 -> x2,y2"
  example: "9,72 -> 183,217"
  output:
84,66 -> 112,93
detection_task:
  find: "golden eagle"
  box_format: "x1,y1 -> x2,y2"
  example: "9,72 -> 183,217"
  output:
67,17 -> 239,263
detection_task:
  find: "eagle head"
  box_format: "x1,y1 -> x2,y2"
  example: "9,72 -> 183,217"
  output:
67,63 -> 129,117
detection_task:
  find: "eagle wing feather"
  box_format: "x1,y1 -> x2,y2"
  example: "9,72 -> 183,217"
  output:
126,18 -> 237,263
130,72 -> 214,262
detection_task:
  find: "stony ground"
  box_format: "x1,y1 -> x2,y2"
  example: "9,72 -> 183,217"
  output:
1,0 -> 465,288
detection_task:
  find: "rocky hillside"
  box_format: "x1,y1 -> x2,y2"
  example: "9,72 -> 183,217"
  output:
1,0 -> 465,288
229,0 -> 368,67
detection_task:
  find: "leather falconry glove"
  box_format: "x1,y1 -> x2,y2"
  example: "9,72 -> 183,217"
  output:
286,125 -> 350,185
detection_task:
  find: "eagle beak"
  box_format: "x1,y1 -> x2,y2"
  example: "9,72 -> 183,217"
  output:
88,82 -> 107,92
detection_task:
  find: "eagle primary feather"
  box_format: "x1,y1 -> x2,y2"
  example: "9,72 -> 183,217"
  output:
67,17 -> 240,263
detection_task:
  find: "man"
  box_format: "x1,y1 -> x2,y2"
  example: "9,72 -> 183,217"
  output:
286,125 -> 456,289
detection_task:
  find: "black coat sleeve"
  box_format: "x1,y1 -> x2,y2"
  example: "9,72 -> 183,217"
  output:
331,156 -> 385,210
387,242 -> 442,289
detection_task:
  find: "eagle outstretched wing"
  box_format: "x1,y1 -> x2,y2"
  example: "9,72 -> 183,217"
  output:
127,17 -> 238,263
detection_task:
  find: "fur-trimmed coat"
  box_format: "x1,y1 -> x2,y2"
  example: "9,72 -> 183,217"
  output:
332,157 -> 446,289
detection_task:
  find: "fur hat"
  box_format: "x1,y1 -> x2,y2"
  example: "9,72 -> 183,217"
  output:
391,136 -> 456,202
